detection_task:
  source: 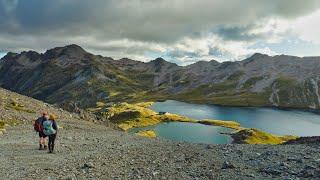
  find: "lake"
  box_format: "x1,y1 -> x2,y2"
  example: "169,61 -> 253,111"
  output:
129,122 -> 234,144
132,100 -> 320,144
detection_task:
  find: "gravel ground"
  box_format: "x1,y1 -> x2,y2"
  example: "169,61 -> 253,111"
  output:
1,119 -> 320,179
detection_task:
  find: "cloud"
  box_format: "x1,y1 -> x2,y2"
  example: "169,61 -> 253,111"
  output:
215,18 -> 291,43
164,34 -> 278,65
292,9 -> 320,45
0,0 -> 18,13
0,0 -> 319,64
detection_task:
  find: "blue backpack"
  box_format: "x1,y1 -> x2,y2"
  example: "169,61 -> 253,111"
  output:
43,120 -> 56,135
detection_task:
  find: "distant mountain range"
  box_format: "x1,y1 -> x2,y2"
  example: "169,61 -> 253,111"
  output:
1,44 -> 320,110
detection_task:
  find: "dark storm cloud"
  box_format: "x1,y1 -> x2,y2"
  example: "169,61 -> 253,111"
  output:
215,25 -> 265,41
0,0 -> 319,62
1,0 -> 319,40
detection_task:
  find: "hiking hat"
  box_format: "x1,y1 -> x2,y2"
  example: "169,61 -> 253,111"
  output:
49,114 -> 57,120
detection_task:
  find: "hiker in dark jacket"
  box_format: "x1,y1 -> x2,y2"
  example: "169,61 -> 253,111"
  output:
34,112 -> 49,150
43,114 -> 58,153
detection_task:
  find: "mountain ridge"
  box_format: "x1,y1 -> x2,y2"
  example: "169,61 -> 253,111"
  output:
4,44 -> 320,67
1,44 -> 320,110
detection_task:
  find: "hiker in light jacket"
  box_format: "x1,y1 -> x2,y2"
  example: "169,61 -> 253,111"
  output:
43,114 -> 58,153
34,112 -> 49,150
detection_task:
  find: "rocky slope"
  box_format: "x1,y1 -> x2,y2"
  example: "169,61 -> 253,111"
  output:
1,45 -> 320,110
1,87 -> 320,179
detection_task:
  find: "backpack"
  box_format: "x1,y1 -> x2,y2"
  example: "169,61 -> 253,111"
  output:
34,118 -> 44,132
43,120 -> 56,136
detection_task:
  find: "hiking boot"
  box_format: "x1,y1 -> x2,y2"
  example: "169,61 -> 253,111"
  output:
39,144 -> 43,150
44,145 -> 48,150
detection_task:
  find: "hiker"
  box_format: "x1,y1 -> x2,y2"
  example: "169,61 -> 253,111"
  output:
34,112 -> 49,150
43,114 -> 58,153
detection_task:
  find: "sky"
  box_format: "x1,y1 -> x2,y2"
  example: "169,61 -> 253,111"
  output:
0,0 -> 320,65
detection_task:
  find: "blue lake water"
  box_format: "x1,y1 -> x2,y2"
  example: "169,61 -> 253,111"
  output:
131,100 -> 320,144
129,122 -> 234,144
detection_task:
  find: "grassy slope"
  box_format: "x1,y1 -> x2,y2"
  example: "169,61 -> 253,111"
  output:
175,81 -> 271,107
272,76 -> 318,108
54,60 -> 313,110
170,75 -> 320,110
91,102 -> 194,131
101,73 -> 315,109
82,66 -> 272,108
232,128 -> 297,145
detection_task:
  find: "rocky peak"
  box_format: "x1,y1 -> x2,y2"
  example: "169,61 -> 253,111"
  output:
242,53 -> 271,66
209,59 -> 220,64
146,57 -> 178,73
63,44 -> 87,53
149,57 -> 177,66
1,51 -> 41,64
20,51 -> 41,62
117,57 -> 139,64
43,44 -> 88,59
189,59 -> 220,67
149,57 -> 166,65
250,53 -> 269,59
1,52 -> 19,60
154,57 -> 166,62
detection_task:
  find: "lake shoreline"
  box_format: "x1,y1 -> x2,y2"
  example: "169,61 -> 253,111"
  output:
150,100 -> 320,137
130,120 -> 297,145
89,100 -> 320,144
162,98 -> 320,115
101,102 -> 298,144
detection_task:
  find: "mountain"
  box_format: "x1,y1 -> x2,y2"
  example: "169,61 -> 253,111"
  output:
1,45 -> 320,110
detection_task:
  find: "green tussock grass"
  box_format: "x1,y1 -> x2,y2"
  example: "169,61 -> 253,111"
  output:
5,101 -> 36,114
135,130 -> 157,138
199,119 -> 242,130
231,128 -> 297,145
177,91 -> 270,107
270,76 -> 315,108
275,76 -> 297,87
0,121 -> 5,130
174,78 -> 270,107
175,85 -> 211,100
210,92 -> 271,107
227,71 -> 245,81
0,119 -> 20,134
273,76 -> 298,104
99,102 -> 194,131
176,80 -> 238,100
211,81 -> 238,92
243,76 -> 264,89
